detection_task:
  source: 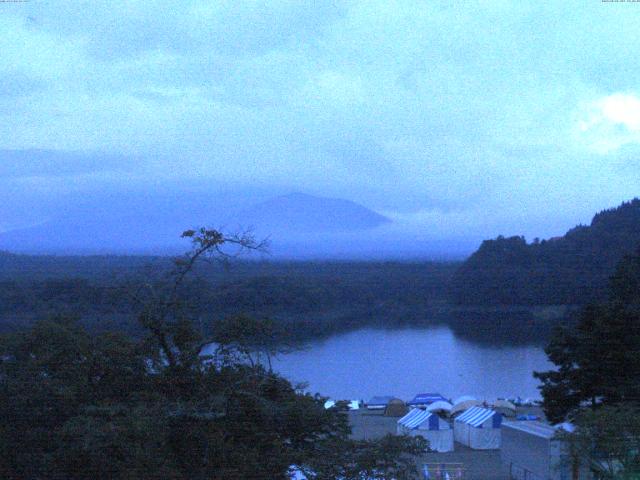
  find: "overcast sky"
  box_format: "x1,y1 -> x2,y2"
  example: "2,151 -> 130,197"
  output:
1,1 -> 640,245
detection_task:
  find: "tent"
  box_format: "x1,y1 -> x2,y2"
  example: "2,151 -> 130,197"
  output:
501,421 -> 591,480
493,399 -> 517,417
451,399 -> 482,416
426,400 -> 453,415
367,396 -> 395,410
384,398 -> 408,417
407,393 -> 447,407
453,395 -> 477,405
454,406 -> 502,450
397,409 -> 454,452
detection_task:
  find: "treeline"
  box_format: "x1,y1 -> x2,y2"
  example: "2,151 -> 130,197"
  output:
0,258 -> 460,342
0,228 -> 428,479
450,198 -> 640,305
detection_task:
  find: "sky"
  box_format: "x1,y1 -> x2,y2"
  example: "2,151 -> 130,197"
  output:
1,1 -> 640,253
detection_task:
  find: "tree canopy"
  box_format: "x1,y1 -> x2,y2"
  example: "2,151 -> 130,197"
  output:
450,199 -> 640,305
0,228 -> 427,479
535,248 -> 640,423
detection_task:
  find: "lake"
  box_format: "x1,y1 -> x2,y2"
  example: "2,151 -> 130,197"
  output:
270,327 -> 552,402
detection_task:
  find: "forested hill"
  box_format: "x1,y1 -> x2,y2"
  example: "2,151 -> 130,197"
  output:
449,198 -> 640,305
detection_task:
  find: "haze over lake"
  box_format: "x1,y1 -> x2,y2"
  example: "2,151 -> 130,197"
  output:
271,327 -> 551,402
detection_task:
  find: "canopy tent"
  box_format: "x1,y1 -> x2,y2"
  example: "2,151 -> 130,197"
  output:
454,406 -> 502,450
397,409 -> 454,452
407,393 -> 447,406
426,400 -> 453,415
452,395 -> 477,405
384,398 -> 408,417
492,399 -> 517,417
451,399 -> 482,416
367,396 -> 395,410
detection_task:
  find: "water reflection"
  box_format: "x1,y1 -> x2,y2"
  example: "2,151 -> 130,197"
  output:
272,327 -> 551,402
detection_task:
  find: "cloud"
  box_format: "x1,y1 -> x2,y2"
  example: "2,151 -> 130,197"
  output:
0,0 -> 639,243
0,149 -> 133,179
578,93 -> 640,154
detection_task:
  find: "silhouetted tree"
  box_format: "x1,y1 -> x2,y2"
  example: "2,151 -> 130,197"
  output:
0,228 -> 427,479
534,249 -> 640,423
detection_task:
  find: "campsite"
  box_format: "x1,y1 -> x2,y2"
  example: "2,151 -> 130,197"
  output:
336,393 -> 576,480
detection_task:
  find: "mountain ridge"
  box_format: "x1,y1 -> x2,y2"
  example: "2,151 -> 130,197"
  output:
0,191 -> 391,255
449,198 -> 640,305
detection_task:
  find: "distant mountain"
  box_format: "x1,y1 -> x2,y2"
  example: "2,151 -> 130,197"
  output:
0,187 -> 253,254
0,191 -> 390,255
449,198 -> 640,305
227,193 -> 391,234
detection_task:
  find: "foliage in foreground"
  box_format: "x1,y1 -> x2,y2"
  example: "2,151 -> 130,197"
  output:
0,229 -> 427,479
535,248 -> 640,423
559,405 -> 640,479
536,249 -> 640,478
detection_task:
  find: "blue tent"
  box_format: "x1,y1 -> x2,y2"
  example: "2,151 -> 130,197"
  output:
407,393 -> 447,406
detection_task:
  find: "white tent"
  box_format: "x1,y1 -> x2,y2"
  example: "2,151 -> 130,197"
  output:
493,399 -> 517,417
454,406 -> 502,450
451,399 -> 482,416
426,400 -> 453,415
453,395 -> 477,405
397,409 -> 454,452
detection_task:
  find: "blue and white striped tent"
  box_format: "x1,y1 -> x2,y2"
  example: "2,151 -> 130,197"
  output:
454,406 -> 502,449
397,409 -> 454,452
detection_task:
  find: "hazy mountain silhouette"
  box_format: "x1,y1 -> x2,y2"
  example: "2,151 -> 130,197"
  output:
226,192 -> 391,235
0,191 -> 392,255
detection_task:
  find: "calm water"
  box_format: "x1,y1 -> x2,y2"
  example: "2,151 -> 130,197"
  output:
271,327 -> 551,402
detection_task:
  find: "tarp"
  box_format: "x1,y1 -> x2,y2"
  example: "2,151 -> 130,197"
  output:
407,393 -> 447,406
397,409 -> 454,452
454,407 -> 501,450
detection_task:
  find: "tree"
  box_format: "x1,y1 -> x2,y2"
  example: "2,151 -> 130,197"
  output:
0,228 -> 427,479
0,315 -> 155,479
559,405 -> 640,479
534,249 -> 640,423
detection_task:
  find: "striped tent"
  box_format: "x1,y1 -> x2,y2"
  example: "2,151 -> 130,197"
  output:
397,409 -> 454,452
454,406 -> 502,450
